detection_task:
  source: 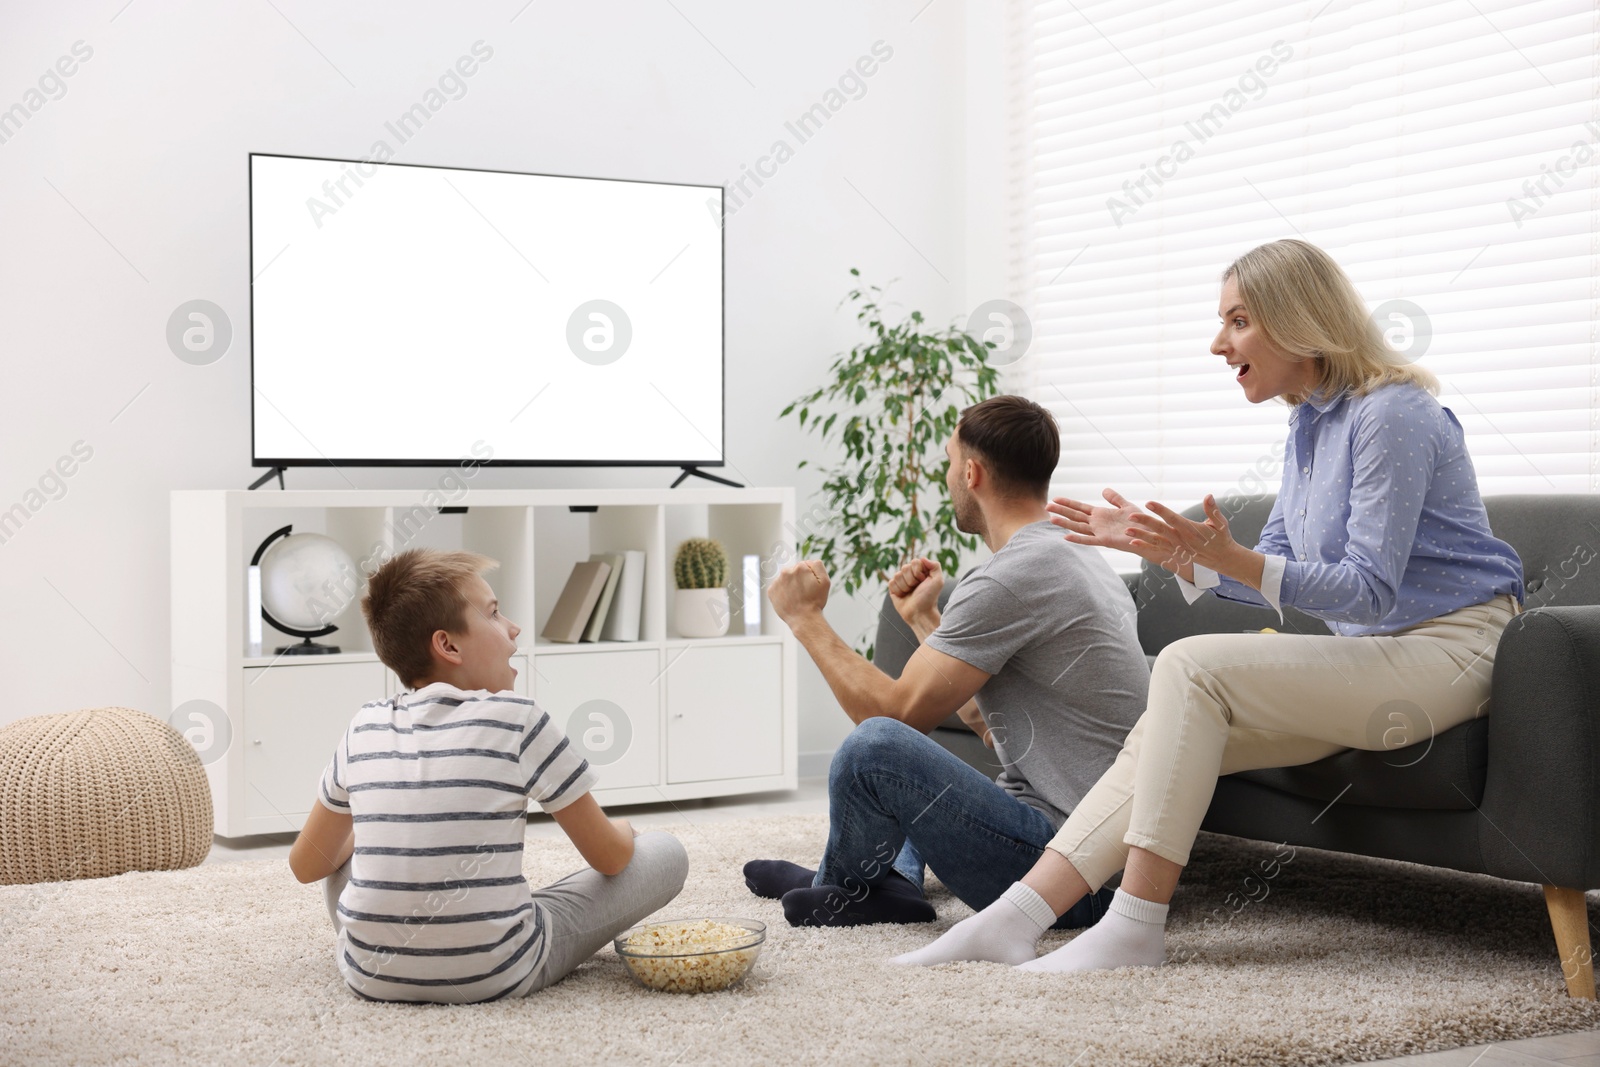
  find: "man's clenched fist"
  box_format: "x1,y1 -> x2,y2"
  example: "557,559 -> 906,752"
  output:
768,559 -> 831,623
888,557 -> 943,624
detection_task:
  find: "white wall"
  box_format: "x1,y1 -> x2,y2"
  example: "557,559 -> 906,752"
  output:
0,1 -> 1011,769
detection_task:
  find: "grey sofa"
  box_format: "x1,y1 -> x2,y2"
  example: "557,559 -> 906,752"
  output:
874,493 -> 1600,998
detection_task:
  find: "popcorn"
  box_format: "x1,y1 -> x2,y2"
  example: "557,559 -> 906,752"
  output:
617,919 -> 764,993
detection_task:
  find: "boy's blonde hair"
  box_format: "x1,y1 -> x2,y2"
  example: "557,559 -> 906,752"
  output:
1222,238 -> 1439,406
361,548 -> 499,689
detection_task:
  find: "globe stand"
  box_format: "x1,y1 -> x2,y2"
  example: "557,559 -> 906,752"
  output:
262,606 -> 344,655
275,635 -> 343,655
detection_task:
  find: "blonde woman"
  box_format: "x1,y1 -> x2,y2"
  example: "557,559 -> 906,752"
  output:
892,238 -> 1525,972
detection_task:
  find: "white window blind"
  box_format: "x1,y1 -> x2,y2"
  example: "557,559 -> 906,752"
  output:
1004,0 -> 1600,529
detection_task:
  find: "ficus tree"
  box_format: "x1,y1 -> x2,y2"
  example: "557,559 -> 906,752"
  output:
781,269 -> 1001,657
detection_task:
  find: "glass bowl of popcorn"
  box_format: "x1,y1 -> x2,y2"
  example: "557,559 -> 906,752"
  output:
614,917 -> 767,993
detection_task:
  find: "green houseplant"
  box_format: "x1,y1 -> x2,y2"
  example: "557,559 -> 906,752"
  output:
673,537 -> 730,638
781,270 -> 1001,657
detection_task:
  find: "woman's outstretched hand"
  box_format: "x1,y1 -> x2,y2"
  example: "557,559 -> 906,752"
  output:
1048,488 -> 1188,572
1125,493 -> 1241,575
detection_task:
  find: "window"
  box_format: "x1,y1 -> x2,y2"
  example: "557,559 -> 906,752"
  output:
1005,0 -> 1599,534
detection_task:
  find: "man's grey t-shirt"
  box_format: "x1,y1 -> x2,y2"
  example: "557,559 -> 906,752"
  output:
922,520 -> 1149,830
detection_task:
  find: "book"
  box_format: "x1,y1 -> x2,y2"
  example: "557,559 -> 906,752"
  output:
540,560 -> 611,643
599,549 -> 647,642
581,553 -> 626,642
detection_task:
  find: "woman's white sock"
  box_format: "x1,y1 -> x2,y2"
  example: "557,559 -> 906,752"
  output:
890,882 -> 1054,967
1016,887 -> 1167,973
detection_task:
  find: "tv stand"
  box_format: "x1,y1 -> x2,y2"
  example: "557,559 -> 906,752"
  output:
671,465 -> 742,489
171,485 -> 798,837
247,466 -> 286,491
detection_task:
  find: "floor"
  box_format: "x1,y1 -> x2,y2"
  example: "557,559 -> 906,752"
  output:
209,777 -> 1600,1067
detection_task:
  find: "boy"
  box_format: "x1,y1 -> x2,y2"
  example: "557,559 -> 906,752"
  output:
288,548 -> 688,1003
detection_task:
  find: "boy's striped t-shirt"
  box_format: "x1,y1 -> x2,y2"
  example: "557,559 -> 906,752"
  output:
317,680 -> 597,1003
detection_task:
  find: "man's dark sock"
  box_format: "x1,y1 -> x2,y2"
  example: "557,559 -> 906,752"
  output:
743,859 -> 817,899
780,870 -> 937,927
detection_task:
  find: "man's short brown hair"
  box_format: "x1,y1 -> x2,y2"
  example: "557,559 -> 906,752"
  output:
361,548 -> 499,689
955,394 -> 1060,498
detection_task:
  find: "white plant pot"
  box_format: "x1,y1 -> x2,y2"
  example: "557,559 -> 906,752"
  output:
674,588 -> 730,638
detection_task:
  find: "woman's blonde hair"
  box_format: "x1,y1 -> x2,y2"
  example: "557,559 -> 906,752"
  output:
1222,239 -> 1438,406
362,548 -> 499,689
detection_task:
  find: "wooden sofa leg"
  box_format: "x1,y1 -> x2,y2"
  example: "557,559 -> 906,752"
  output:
1543,885 -> 1596,1000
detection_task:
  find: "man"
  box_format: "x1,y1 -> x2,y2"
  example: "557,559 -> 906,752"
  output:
750,394 -> 1151,929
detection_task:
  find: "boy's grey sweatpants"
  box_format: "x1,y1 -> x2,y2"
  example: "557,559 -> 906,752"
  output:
323,830 -> 690,997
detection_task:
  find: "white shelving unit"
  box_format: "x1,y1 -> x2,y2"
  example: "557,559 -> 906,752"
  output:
171,487 -> 798,839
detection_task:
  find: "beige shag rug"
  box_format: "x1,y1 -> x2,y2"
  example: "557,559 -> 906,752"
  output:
1,813 -> 1596,1066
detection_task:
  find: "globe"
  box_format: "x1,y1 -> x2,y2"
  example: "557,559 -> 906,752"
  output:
257,531 -> 360,652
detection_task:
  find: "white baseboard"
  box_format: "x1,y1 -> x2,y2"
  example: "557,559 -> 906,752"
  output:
798,750 -> 836,780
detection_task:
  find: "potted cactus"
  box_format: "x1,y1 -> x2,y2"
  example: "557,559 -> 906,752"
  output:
673,538 -> 730,638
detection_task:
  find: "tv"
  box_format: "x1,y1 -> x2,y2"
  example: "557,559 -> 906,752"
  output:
248,153 -> 725,472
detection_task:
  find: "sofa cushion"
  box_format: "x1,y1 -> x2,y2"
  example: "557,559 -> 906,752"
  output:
1227,716 -> 1489,811
1483,494 -> 1600,610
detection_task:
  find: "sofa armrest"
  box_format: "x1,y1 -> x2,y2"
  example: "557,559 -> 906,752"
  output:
1479,606 -> 1600,889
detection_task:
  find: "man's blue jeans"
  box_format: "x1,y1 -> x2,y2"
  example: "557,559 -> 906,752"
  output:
811,717 -> 1114,930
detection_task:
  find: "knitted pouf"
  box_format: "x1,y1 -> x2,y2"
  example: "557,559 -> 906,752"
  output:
0,706 -> 213,884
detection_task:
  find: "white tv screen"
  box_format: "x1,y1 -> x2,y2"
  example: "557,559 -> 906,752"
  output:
249,153 -> 724,467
